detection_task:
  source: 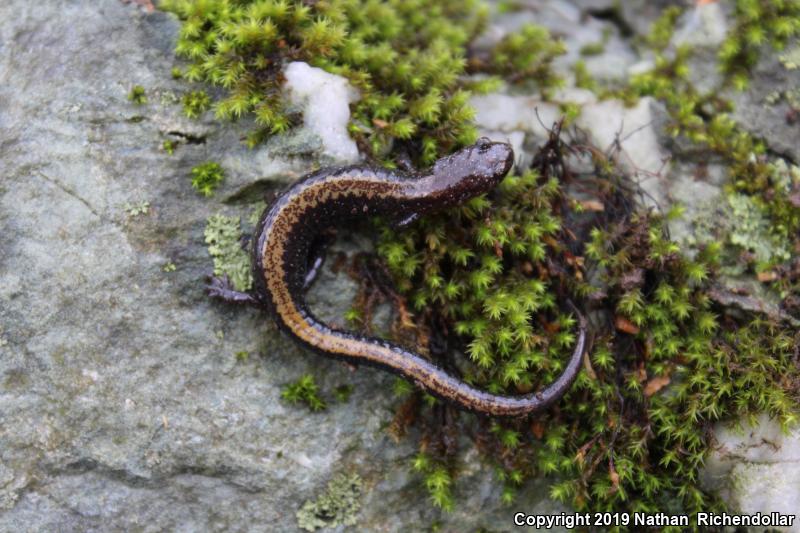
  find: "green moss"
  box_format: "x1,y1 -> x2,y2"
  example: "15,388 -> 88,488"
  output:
333,384 -> 354,403
579,42 -> 605,56
572,60 -> 597,91
412,453 -> 453,511
368,93 -> 798,518
296,473 -> 362,531
617,4 -> 800,292
486,23 -> 565,91
282,374 -> 326,411
643,5 -> 683,51
719,0 -> 800,90
204,213 -> 252,291
128,85 -> 147,104
191,161 -> 225,196
182,89 -> 211,118
160,0 -> 563,162
162,139 -> 176,154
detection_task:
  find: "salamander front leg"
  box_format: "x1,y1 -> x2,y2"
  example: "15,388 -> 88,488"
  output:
206,275 -> 263,308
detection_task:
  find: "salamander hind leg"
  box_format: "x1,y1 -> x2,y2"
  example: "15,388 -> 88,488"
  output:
206,275 -> 263,307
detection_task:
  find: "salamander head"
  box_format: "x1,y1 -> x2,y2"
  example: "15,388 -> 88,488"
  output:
424,138 -> 514,205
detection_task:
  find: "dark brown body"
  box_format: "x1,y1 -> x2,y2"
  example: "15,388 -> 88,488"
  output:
251,139 -> 586,416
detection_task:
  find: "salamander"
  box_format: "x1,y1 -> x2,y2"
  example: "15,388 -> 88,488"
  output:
208,138 -> 586,416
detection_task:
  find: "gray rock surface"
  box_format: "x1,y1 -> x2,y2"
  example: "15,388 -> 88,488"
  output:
702,415 -> 800,533
480,0 -> 639,84
730,44 -> 800,162
0,1 -> 563,532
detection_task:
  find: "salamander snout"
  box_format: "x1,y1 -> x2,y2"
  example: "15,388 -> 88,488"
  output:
473,138 -> 514,179
424,139 -> 515,205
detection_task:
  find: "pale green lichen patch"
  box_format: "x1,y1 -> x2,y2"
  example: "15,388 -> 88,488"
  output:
204,214 -> 253,291
728,193 -> 791,265
247,201 -> 267,226
296,473 -> 363,532
124,200 -> 150,217
772,158 -> 800,191
779,44 -> 800,70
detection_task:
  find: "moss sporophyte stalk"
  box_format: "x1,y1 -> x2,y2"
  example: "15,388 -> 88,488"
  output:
165,0 -> 800,527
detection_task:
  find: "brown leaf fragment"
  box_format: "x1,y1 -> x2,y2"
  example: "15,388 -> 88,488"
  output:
608,461 -> 620,494
757,270 -> 778,282
644,375 -> 671,397
543,321 -> 560,334
122,0 -> 155,12
615,316 -> 640,335
579,199 -> 605,212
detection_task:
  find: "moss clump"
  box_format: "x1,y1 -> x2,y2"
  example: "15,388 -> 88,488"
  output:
719,0 -> 800,90
204,213 -> 252,291
182,89 -> 211,118
379,170 -> 576,382
572,60 -> 597,92
281,374 -> 327,411
162,139 -> 176,154
412,453 -> 454,511
622,5 -> 800,307
160,0 -> 563,161
333,384 -> 353,403
191,161 -> 225,196
128,85 -> 147,104
368,127 -> 800,523
579,41 -> 605,57
296,473 -> 362,531
484,23 -> 565,90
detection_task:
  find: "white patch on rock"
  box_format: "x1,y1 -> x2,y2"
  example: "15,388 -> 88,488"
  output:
673,2 -> 728,48
552,87 -> 598,106
702,414 -> 800,532
665,164 -> 725,249
628,59 -> 656,77
576,97 -> 670,208
283,62 -> 360,164
472,93 -> 562,140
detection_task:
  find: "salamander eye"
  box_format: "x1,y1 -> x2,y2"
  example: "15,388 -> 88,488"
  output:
475,137 -> 492,151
